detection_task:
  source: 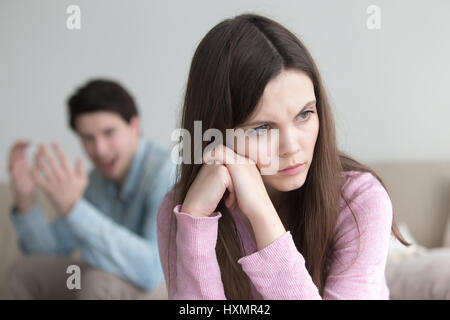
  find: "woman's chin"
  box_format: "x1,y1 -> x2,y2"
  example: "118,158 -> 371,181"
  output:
265,175 -> 305,192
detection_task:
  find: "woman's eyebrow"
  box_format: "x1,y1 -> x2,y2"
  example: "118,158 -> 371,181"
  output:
243,99 -> 317,127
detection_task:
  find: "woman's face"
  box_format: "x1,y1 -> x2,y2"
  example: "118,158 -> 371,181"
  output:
236,69 -> 319,192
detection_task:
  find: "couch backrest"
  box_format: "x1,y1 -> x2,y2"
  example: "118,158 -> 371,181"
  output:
0,184 -> 57,289
369,161 -> 450,248
0,161 -> 449,288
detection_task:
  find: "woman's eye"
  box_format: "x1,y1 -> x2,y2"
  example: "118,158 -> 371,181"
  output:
246,124 -> 270,136
296,110 -> 315,122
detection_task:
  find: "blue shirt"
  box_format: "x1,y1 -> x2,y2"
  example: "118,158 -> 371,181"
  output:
10,139 -> 175,291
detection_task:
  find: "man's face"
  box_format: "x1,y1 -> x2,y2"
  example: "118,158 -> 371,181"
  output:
75,111 -> 140,184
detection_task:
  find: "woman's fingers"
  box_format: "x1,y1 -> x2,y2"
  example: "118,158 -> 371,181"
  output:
203,144 -> 254,166
203,145 -> 261,213
223,170 -> 237,210
201,156 -> 238,212
225,190 -> 236,211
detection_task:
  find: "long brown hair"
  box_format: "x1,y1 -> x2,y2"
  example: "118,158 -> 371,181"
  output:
169,13 -> 409,299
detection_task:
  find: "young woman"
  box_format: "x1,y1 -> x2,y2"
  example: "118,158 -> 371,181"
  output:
157,14 -> 409,300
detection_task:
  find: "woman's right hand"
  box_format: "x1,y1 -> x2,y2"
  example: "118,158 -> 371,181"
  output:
181,164 -> 236,218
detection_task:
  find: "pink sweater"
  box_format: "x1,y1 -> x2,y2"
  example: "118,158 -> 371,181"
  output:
157,170 -> 393,300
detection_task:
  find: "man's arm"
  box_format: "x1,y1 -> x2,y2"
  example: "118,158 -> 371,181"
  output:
7,141 -> 79,255
10,204 -> 80,255
64,161 -> 174,291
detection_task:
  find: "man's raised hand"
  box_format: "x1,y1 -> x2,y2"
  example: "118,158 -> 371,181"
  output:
31,143 -> 88,217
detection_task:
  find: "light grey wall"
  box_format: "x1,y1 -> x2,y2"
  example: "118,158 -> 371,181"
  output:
1,0 -> 449,183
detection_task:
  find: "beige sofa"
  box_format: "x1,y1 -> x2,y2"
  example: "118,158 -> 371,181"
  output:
1,161 -> 450,298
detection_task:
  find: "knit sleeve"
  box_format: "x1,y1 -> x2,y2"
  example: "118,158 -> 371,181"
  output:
157,190 -> 227,299
237,172 -> 393,299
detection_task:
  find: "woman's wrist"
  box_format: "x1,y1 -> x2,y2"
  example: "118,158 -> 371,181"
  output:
244,197 -> 277,222
180,201 -> 207,218
248,207 -> 286,251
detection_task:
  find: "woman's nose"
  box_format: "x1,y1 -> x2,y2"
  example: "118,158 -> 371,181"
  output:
278,128 -> 301,157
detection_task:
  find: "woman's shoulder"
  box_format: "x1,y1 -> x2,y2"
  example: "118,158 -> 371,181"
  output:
336,170 -> 393,231
330,171 -> 394,277
157,188 -> 177,226
339,170 -> 388,202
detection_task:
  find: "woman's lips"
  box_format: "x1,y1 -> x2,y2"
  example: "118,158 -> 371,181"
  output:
278,163 -> 305,176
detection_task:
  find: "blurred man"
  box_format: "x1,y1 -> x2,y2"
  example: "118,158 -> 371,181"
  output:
1,79 -> 174,299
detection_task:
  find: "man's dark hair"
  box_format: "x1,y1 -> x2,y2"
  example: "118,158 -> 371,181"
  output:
68,79 -> 138,131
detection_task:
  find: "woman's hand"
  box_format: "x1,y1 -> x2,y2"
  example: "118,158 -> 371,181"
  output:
181,163 -> 236,218
203,144 -> 276,220
204,145 -> 286,250
181,144 -> 286,250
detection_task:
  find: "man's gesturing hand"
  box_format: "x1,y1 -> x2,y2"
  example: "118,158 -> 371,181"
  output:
31,143 -> 88,217
8,141 -> 36,213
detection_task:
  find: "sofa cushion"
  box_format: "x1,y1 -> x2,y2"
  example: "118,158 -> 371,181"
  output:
386,246 -> 450,299
443,205 -> 450,247
386,222 -> 450,299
